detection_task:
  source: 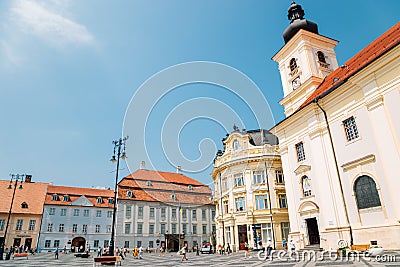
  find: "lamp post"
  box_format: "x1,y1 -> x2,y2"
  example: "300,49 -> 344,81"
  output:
0,174 -> 25,260
109,136 -> 128,256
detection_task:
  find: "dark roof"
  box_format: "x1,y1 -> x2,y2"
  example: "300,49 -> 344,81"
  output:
247,129 -> 279,146
283,1 -> 318,43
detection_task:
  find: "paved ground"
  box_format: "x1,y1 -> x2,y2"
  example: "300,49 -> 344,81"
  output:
0,250 -> 399,267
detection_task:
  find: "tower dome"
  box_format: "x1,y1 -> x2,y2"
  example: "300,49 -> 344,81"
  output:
282,1 -> 318,43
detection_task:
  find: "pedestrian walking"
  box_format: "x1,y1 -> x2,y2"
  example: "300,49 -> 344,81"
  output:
196,244 -> 199,256
282,239 -> 287,251
138,246 -> 143,259
289,240 -> 295,252
159,243 -> 166,256
181,243 -> 188,261
266,238 -> 273,257
54,246 -> 59,259
226,243 -> 231,255
244,242 -> 250,258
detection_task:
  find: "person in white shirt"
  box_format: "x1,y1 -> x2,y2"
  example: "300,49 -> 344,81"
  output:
138,246 -> 143,259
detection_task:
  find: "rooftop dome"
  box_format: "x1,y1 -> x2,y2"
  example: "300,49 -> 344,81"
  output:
283,1 -> 318,43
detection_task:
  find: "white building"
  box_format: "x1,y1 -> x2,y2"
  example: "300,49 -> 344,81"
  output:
115,168 -> 216,251
38,185 -> 114,252
271,2 -> 400,250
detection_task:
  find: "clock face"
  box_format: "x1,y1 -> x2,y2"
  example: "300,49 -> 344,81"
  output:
292,77 -> 301,89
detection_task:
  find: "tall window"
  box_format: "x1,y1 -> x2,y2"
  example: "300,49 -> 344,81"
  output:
222,177 -> 228,191
149,224 -> 154,234
104,240 -> 109,248
52,194 -> 59,201
202,225 -> 207,235
276,170 -> 285,184
107,210 -> 112,218
290,58 -> 297,71
255,195 -> 268,210
29,220 -> 36,231
45,240 -> 51,248
223,200 -> 229,214
234,173 -> 244,187
126,206 -> 131,218
84,209 -> 89,217
279,194 -> 288,208
317,51 -> 326,63
161,207 -> 166,219
182,209 -> 187,219
261,223 -> 273,243
94,240 -> 99,248
137,223 -> 143,234
171,209 -> 177,219
211,210 -> 216,219
82,224 -> 87,233
0,219 -> 4,231
232,139 -> 239,150
192,224 -> 197,235
343,116 -> 359,141
62,195 -> 70,202
149,208 -> 155,219
59,224 -> 64,232
138,207 -> 143,218
302,176 -> 312,197
192,210 -> 197,220
182,223 -> 187,234
49,208 -> 55,215
95,224 -> 100,233
96,197 -> 103,204
171,223 -> 177,234
160,223 -> 166,234
16,219 -> 23,230
72,224 -> 78,233
235,197 -> 246,211
201,209 -> 206,221
96,210 -> 102,217
106,225 -> 111,233
60,208 -> 67,216
354,175 -> 381,209
125,223 -> 131,234
47,223 -> 53,232
149,241 -> 153,248
295,142 -> 306,161
73,209 -> 80,216
281,222 -> 290,240
225,227 -> 231,244
253,171 -> 265,184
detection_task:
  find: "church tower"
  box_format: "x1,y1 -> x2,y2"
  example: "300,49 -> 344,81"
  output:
272,1 -> 339,117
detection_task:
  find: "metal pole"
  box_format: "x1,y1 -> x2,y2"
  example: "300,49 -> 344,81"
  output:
218,173 -> 225,247
264,162 -> 276,249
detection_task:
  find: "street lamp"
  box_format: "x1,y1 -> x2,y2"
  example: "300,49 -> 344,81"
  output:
0,174 -> 25,261
108,136 -> 128,256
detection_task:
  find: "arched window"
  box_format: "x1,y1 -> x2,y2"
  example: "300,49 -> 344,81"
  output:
232,139 -> 239,151
302,176 -> 312,197
354,175 -> 381,209
317,51 -> 326,63
290,58 -> 297,71
21,202 -> 28,209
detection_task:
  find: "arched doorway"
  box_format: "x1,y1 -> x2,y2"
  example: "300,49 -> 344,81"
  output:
72,237 -> 86,252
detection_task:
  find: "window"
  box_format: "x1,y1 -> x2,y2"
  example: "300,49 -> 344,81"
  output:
84,209 -> 89,217
281,222 -> 290,240
107,210 -> 112,218
212,224 -> 216,234
47,223 -> 53,232
54,240 -> 60,248
171,223 -> 177,234
343,116 -> 359,141
232,139 -> 239,150
171,209 -> 177,219
279,194 -> 288,208
149,207 -> 155,219
295,142 -> 306,161
137,241 -> 142,248
223,200 -> 229,214
201,209 -> 206,221
96,210 -> 102,217
72,224 -> 77,233
192,224 -> 197,235
106,225 -> 111,233
188,185 -> 193,190
221,177 -> 228,191
276,170 -> 285,184
0,219 -> 4,231
104,240 -> 109,248
125,241 -> 130,248
62,195 -> 70,202
138,207 -> 143,218
160,223 -> 166,234
235,197 -> 246,211
202,225 -> 207,235
16,219 -> 23,230
73,209 -> 80,216
149,241 -> 153,248
125,223 -> 131,234
45,240 -> 51,248
234,173 -> 244,187
146,181 -> 152,186
127,190 -> 133,198
28,220 -> 35,231
82,224 -> 87,233
161,207 -> 166,219
59,224 -> 64,232
302,176 -> 312,197
52,194 -> 59,201
255,195 -> 268,210
192,210 -> 197,220
182,209 -> 187,219
49,208 -> 56,215
290,58 -> 297,71
94,240 -> 99,248
137,223 -> 143,234
96,197 -> 103,204
211,210 -> 216,219
225,227 -> 231,244
60,208 -> 67,216
21,202 -> 28,208
262,223 -> 273,243
95,224 -> 100,233
354,175 -> 381,209
149,224 -> 154,234
317,51 -> 326,63
126,206 -> 131,218
253,171 -> 265,184
108,198 -> 114,204
171,194 -> 176,200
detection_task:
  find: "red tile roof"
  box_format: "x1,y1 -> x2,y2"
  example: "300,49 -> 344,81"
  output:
299,22 -> 400,109
125,169 -> 204,186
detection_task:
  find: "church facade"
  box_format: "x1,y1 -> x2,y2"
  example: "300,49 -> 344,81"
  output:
271,2 -> 400,250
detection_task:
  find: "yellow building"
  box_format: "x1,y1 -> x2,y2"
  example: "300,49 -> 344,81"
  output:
212,128 -> 289,251
0,176 -> 48,251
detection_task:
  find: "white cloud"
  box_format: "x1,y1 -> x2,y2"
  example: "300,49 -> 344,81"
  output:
10,0 -> 94,46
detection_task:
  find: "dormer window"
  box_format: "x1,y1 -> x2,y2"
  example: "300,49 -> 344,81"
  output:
188,185 -> 193,191
62,195 -> 70,202
126,190 -> 133,198
96,197 -> 103,204
108,198 -> 114,204
52,194 -> 60,201
146,181 -> 152,186
290,58 -> 297,71
171,194 -> 177,200
232,139 -> 239,151
21,202 -> 28,209
317,51 -> 326,63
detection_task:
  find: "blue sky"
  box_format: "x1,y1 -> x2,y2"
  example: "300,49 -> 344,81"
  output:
0,0 -> 398,188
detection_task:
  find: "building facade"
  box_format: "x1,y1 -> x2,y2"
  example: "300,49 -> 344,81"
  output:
0,176 -> 48,251
116,168 -> 215,251
271,2 -> 400,250
38,185 -> 114,252
212,129 -> 290,251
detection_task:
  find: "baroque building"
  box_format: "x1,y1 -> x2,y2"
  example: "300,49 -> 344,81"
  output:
116,168 -> 215,251
212,128 -> 290,251
271,2 -> 400,250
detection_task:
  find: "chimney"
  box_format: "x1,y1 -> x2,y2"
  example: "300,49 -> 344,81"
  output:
176,166 -> 182,174
25,175 -> 32,183
140,161 -> 146,170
